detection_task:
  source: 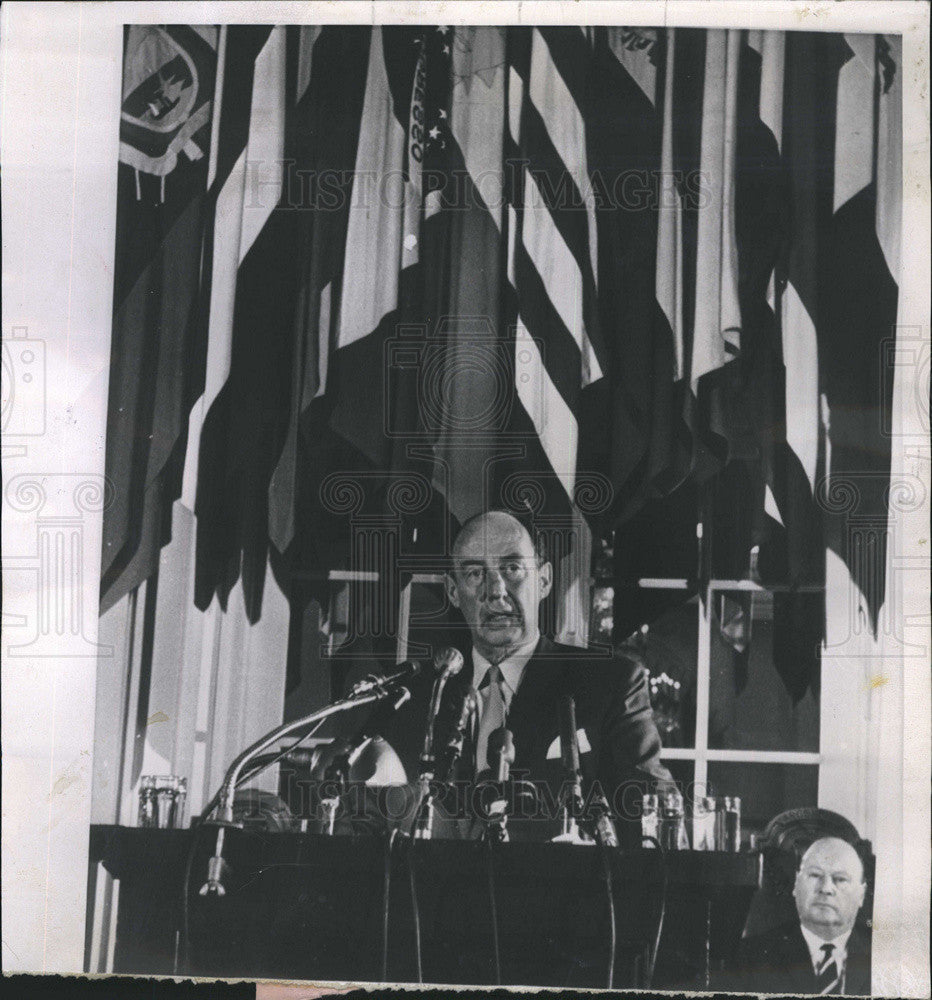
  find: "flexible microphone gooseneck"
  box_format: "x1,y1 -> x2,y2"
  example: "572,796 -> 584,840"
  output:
199,670 -> 415,896
350,659 -> 422,698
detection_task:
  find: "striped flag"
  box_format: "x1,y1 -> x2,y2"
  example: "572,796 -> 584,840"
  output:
502,27 -> 608,644
186,26 -> 302,621
738,28 -> 827,700
267,27 -> 371,561
582,27 -> 682,522
426,26 -> 511,527
821,33 -> 900,634
101,24 -> 903,686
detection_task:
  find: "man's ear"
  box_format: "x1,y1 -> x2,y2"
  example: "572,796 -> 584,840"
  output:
538,560 -> 553,600
445,572 -> 460,609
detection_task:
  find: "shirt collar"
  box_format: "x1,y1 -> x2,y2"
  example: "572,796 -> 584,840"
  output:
471,632 -> 539,702
800,923 -> 853,969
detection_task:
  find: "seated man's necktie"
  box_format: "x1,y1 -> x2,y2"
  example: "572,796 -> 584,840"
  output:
814,942 -> 843,995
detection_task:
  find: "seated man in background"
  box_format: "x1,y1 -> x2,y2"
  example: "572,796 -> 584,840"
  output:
376,509 -> 673,838
726,836 -> 870,994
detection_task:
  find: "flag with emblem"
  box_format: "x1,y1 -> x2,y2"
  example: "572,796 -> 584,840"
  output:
101,25 -> 218,613
101,24 -> 903,685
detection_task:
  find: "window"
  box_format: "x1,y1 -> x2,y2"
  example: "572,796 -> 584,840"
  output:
596,532 -> 823,843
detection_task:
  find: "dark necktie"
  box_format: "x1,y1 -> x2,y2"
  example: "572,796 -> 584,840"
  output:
815,942 -> 843,995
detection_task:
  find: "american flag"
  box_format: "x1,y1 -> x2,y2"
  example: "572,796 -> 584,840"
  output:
102,25 -> 902,696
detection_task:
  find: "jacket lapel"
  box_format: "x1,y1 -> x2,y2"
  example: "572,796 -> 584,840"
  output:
505,636 -> 566,777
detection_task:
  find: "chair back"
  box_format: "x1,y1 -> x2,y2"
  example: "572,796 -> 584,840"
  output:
743,807 -> 875,938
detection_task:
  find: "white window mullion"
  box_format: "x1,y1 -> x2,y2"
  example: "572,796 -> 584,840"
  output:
694,579 -> 712,792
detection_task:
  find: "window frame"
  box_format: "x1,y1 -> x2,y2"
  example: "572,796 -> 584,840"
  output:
637,575 -> 823,794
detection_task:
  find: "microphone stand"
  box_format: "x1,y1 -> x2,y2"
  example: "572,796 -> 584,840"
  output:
556,695 -> 585,843
198,686 -> 390,895
482,728 -> 515,845
320,751 -> 349,836
412,688 -> 477,840
412,649 -> 465,840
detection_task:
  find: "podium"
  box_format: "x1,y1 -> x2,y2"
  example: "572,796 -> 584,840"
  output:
88,824 -> 761,988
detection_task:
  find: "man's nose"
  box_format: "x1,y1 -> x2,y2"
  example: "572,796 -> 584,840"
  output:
483,569 -> 508,600
817,875 -> 836,893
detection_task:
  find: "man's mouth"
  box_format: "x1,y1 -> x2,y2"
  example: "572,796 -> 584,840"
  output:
483,612 -> 522,627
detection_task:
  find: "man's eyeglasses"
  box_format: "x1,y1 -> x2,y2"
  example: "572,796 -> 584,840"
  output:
454,560 -> 538,590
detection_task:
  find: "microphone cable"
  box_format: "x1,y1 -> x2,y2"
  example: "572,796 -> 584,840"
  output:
180,716 -> 327,975
641,833 -> 668,989
406,840 -> 424,983
179,816 -> 205,974
485,837 -> 502,985
379,827 -> 399,981
597,839 -> 618,989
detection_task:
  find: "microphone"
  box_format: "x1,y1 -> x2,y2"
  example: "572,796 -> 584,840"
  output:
412,650 -> 467,839
559,694 -> 584,821
350,659 -> 422,698
589,790 -> 620,848
559,695 -> 619,847
412,684 -> 479,840
488,727 -> 515,784
434,686 -> 478,782
484,727 -> 515,843
435,646 -> 466,679
418,647 -> 465,775
201,686 -> 388,894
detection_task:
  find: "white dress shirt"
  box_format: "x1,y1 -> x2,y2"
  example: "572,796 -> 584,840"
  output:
800,923 -> 852,974
471,632 -> 540,720
471,634 -> 539,772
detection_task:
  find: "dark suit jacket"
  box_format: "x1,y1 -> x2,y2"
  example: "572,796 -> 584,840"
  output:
719,920 -> 872,995
375,636 -> 672,837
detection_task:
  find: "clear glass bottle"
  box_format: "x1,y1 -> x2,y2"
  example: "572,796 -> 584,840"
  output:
138,775 -> 158,827
662,790 -> 690,850
715,795 -> 741,851
692,794 -> 716,850
172,776 -> 187,828
641,792 -> 660,846
155,777 -> 176,829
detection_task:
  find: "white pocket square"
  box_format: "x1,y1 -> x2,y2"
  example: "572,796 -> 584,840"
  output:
546,729 -> 592,759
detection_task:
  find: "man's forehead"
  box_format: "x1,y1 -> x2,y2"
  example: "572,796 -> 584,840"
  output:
454,515 -> 535,560
801,838 -> 863,876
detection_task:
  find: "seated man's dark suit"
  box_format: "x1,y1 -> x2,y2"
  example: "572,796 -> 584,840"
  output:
375,635 -> 671,838
721,920 -> 872,995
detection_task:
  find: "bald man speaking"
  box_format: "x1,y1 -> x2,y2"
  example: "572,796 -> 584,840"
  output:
726,836 -> 871,994
376,510 -> 672,839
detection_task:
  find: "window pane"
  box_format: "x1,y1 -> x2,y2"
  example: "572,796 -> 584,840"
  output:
706,762 -> 819,841
660,757 -> 695,796
406,579 -> 455,661
620,594 -> 699,749
709,590 -> 819,752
